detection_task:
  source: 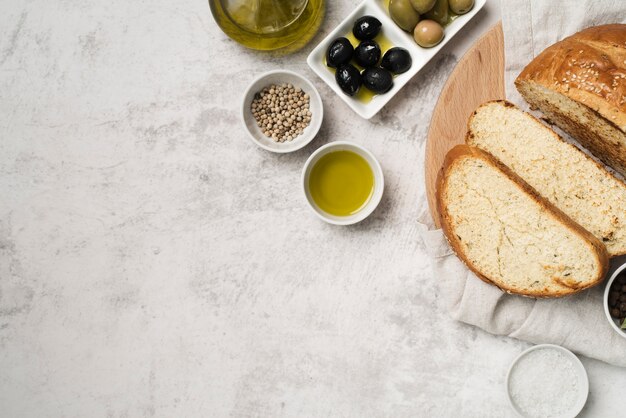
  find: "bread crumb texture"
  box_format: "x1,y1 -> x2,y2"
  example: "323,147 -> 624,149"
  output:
468,101 -> 626,256
517,81 -> 626,178
515,24 -> 626,177
441,152 -> 603,297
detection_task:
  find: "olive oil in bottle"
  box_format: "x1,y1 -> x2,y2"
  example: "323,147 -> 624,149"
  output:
210,0 -> 325,54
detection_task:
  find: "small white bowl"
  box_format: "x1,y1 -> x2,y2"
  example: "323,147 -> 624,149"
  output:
603,261 -> 626,340
307,0 -> 486,119
505,344 -> 589,418
241,70 -> 323,153
302,141 -> 384,225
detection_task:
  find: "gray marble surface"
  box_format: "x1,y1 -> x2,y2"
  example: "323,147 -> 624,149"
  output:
1,0 -> 624,416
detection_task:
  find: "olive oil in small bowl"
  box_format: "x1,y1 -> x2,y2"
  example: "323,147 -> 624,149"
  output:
302,141 -> 384,225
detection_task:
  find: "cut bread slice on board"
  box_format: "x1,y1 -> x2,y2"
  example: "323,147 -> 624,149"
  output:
467,100 -> 626,257
436,145 -> 609,298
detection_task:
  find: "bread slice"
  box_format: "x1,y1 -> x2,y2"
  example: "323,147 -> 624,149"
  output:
467,100 -> 626,257
437,145 -> 609,297
515,24 -> 626,178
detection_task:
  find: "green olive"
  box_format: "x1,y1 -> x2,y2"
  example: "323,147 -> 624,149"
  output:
409,0 -> 436,14
423,0 -> 448,26
389,0 -> 420,32
413,19 -> 444,48
449,0 -> 474,15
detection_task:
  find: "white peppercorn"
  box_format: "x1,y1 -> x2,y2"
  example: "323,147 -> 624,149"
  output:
251,84 -> 312,143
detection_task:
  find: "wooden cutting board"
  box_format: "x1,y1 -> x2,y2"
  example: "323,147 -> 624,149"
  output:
425,22 -> 505,227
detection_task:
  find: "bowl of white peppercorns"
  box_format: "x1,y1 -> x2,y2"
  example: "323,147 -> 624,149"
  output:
242,70 -> 323,153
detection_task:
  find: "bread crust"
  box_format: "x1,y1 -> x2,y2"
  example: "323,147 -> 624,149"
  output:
436,145 -> 609,298
516,24 -> 626,130
466,99 -> 626,257
515,24 -> 626,176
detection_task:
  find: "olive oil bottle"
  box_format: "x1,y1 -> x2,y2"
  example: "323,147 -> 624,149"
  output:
210,0 -> 325,54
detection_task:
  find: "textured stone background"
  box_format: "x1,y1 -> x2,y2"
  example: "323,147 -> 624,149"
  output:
1,0 -> 624,416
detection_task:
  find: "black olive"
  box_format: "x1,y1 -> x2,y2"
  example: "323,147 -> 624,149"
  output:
353,16 -> 382,40
326,37 -> 354,68
381,47 -> 412,74
362,67 -> 393,94
335,64 -> 362,96
354,40 -> 381,68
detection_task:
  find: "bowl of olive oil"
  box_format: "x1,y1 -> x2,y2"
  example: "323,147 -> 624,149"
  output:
302,141 -> 384,225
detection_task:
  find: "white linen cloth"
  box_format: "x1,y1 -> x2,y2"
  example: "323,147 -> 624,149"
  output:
418,0 -> 626,367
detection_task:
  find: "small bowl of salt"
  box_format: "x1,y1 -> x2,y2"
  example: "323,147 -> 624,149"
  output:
506,344 -> 589,418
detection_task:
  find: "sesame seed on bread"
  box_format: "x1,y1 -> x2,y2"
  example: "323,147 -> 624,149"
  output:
515,24 -> 626,177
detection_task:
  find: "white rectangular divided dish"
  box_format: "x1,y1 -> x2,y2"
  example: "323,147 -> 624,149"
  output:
307,0 -> 486,119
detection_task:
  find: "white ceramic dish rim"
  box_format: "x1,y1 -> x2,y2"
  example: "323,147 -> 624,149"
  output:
306,0 -> 486,119
301,141 -> 384,225
505,344 -> 589,418
240,69 -> 323,153
603,261 -> 626,340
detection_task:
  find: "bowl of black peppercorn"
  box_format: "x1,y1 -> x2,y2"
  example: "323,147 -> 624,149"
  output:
604,261 -> 626,340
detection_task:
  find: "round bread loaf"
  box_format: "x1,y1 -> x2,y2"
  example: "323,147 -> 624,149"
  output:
515,24 -> 626,178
